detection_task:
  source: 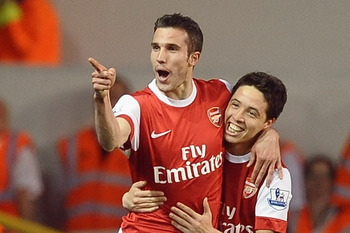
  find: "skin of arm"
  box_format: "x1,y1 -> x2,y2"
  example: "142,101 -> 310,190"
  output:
89,57 -> 131,151
249,127 -> 282,187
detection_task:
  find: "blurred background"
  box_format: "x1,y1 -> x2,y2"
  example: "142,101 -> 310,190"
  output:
1,0 -> 349,232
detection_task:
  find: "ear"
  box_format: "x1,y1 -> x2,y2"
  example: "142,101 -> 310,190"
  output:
188,51 -> 201,66
263,118 -> 275,129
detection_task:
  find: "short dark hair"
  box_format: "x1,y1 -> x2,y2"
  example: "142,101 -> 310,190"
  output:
232,72 -> 287,121
154,13 -> 203,56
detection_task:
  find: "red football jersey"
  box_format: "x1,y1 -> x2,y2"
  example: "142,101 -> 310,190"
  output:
113,78 -> 232,232
220,152 -> 292,233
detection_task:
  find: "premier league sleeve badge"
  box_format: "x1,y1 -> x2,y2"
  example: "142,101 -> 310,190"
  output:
267,188 -> 290,210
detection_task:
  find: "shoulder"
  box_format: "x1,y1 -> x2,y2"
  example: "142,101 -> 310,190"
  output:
257,168 -> 292,208
194,78 -> 232,92
271,167 -> 292,188
194,78 -> 232,105
113,94 -> 140,114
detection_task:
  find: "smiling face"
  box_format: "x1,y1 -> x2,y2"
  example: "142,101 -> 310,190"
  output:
150,27 -> 200,100
224,85 -> 274,155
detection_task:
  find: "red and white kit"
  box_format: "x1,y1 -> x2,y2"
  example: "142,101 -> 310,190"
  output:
113,78 -> 232,232
220,152 -> 292,233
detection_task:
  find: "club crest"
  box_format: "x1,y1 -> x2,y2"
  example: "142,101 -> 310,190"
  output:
243,178 -> 257,199
207,107 -> 222,127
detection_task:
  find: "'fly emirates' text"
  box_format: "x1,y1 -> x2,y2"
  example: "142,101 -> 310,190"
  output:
153,144 -> 223,184
221,204 -> 254,233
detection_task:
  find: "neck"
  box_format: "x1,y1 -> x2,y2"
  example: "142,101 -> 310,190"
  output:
225,141 -> 254,156
162,78 -> 194,100
225,136 -> 259,155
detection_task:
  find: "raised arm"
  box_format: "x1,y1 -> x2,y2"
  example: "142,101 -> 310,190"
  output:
89,57 -> 131,151
248,127 -> 283,187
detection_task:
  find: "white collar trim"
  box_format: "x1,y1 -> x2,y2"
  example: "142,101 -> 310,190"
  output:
148,79 -> 197,107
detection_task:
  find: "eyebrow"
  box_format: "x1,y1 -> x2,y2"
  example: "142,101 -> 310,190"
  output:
232,98 -> 262,117
151,42 -> 180,48
231,98 -> 241,104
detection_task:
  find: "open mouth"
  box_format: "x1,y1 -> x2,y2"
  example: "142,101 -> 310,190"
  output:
228,122 -> 244,134
157,69 -> 170,80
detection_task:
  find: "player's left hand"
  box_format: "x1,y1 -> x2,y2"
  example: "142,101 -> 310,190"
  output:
248,127 -> 283,187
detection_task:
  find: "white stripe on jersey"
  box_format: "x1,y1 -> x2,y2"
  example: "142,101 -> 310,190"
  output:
113,94 -> 140,152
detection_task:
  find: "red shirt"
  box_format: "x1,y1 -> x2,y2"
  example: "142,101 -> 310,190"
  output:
114,78 -> 232,232
220,152 -> 292,233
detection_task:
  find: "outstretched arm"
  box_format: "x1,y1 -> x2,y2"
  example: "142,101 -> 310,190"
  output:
89,57 -> 131,151
248,127 -> 282,187
122,181 -> 167,213
169,198 -> 221,233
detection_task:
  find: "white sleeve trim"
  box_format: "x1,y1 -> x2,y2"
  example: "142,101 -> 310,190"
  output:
113,94 -> 140,152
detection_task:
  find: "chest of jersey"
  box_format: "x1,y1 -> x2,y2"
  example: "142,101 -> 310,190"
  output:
133,90 -> 226,184
120,79 -> 231,231
220,161 -> 257,232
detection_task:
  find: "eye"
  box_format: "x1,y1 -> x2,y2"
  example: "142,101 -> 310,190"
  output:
247,110 -> 258,118
168,46 -> 177,52
231,101 -> 239,108
152,45 -> 160,51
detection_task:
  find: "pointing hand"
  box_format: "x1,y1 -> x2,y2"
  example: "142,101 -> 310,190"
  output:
89,57 -> 116,98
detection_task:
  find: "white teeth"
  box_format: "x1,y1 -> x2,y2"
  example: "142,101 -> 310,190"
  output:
229,123 -> 243,133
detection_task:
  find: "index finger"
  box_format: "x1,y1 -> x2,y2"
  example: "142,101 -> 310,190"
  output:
88,57 -> 107,72
248,150 -> 259,182
250,162 -> 261,184
176,202 -> 198,218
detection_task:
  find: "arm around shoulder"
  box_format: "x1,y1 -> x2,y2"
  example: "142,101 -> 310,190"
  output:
249,127 -> 282,186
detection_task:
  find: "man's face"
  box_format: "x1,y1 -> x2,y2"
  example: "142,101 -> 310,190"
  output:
150,27 -> 197,99
224,85 -> 273,153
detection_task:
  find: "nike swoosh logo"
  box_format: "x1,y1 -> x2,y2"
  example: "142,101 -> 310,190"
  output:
151,130 -> 171,139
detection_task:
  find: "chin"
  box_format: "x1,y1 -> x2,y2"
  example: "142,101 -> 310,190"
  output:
224,134 -> 240,144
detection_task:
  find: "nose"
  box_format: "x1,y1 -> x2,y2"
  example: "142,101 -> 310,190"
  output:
232,109 -> 245,122
156,48 -> 166,63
